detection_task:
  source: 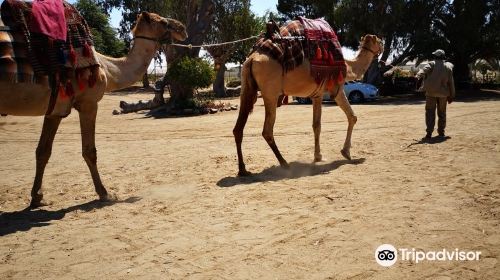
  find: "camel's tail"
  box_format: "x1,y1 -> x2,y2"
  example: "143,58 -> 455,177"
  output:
239,57 -> 258,114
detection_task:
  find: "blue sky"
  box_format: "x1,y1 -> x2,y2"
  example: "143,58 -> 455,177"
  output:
251,0 -> 278,17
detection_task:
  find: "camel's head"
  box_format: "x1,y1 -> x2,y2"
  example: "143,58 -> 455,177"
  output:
133,12 -> 188,44
360,35 -> 383,56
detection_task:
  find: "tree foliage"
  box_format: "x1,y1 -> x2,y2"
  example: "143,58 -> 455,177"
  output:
228,9 -> 266,65
74,0 -> 126,57
97,0 -> 264,101
207,0 -> 265,65
166,57 -> 215,89
96,0 -> 215,103
277,0 -> 335,21
206,0 -> 265,96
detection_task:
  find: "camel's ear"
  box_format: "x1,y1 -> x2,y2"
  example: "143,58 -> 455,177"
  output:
360,35 -> 365,43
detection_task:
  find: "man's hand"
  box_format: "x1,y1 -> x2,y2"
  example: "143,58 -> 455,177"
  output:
447,96 -> 453,104
415,78 -> 423,91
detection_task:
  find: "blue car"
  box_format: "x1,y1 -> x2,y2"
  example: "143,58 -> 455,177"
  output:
294,81 -> 380,104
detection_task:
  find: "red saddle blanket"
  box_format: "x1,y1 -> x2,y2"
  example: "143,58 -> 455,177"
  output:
0,0 -> 99,95
253,17 -> 346,88
31,0 -> 67,41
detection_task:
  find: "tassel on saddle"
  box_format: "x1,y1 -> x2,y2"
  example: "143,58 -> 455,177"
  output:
1,0 -> 100,116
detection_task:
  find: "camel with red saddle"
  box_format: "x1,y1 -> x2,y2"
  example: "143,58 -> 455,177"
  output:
233,18 -> 382,176
0,8 -> 187,207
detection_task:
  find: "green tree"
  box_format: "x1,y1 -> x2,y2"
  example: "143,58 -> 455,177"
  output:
227,10 -> 266,65
332,0 -> 410,63
98,0 -> 215,104
206,0 -> 265,97
166,57 -> 215,97
75,0 -> 126,57
277,0 -> 334,21
99,0 -> 265,103
430,0 -> 500,82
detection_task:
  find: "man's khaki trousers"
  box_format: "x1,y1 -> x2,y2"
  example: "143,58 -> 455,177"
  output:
425,96 -> 448,135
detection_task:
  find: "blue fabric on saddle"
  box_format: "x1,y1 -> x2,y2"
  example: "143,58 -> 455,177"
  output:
0,0 -> 99,96
252,17 -> 346,89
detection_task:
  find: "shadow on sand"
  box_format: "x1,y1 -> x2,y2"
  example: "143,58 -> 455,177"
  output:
0,197 -> 141,236
217,158 -> 366,188
406,135 -> 452,148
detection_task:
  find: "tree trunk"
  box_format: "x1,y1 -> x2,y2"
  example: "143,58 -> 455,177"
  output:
451,55 -> 472,85
362,58 -> 383,86
213,63 -> 227,97
206,46 -> 236,98
142,73 -> 150,88
168,82 -> 194,107
380,33 -> 393,63
162,0 -> 215,105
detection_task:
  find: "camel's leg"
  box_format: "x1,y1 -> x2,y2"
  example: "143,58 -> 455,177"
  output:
262,96 -> 289,168
312,97 -> 323,162
77,102 -> 110,201
233,109 -> 251,176
30,116 -> 62,208
334,90 -> 357,160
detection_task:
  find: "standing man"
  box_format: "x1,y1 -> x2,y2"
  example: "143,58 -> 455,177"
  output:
416,49 -> 456,139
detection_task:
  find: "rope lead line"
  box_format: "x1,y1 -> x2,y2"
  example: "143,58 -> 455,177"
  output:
169,35 -> 260,49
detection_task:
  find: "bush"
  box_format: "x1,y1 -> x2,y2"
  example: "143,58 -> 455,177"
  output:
166,57 -> 215,90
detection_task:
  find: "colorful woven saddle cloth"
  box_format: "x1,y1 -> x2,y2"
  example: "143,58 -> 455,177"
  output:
0,0 -> 99,96
253,17 -> 347,89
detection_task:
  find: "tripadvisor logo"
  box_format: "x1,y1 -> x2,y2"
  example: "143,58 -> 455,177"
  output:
375,244 -> 481,267
375,244 -> 397,267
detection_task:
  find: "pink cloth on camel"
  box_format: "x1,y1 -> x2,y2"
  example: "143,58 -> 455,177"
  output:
30,0 -> 67,41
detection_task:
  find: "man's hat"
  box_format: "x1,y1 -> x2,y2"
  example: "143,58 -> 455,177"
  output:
432,49 -> 445,58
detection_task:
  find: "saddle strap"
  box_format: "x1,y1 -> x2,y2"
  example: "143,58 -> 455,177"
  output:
45,74 -> 58,115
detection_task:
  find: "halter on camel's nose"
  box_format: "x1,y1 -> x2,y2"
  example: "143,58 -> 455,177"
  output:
174,32 -> 188,42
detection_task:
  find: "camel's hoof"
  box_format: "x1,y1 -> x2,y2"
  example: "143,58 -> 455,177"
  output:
99,192 -> 118,202
238,170 -> 252,177
280,162 -> 290,169
29,199 -> 51,209
314,155 -> 323,163
341,149 -> 352,161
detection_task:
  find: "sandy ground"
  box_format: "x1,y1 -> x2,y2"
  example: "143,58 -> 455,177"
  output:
0,89 -> 499,279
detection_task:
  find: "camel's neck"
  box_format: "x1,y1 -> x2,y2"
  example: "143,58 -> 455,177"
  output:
345,50 -> 376,81
97,38 -> 158,92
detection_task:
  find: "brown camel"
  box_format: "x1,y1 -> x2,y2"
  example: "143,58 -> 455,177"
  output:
233,35 -> 383,176
0,12 -> 187,207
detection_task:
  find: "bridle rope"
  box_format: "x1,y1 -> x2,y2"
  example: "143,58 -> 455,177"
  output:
362,46 -> 381,56
133,35 -> 172,45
